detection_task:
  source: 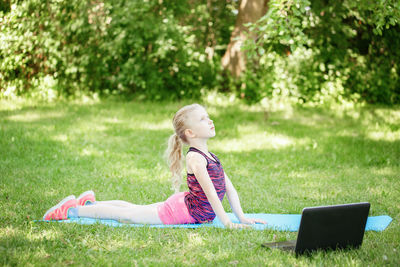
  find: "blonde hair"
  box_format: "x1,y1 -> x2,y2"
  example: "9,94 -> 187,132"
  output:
166,103 -> 203,193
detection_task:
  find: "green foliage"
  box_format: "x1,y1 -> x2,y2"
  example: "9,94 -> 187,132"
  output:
0,0 -> 233,100
244,0 -> 400,105
2,0 -> 399,105
0,0 -> 10,13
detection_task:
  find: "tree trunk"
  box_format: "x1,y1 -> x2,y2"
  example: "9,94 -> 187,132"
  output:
222,0 -> 269,77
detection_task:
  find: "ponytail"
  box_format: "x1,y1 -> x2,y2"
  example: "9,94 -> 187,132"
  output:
166,133 -> 183,193
166,103 -> 202,193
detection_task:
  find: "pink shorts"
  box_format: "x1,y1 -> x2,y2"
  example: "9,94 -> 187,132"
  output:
157,192 -> 196,224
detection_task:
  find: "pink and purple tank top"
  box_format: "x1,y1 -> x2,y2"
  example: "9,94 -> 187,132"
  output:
184,147 -> 226,223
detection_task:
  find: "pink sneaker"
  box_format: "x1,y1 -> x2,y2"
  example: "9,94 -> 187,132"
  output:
43,195 -> 77,221
77,190 -> 96,206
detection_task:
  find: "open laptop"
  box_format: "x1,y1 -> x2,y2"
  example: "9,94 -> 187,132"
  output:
262,202 -> 370,255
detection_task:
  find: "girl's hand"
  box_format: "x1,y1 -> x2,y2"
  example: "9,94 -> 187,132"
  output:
239,217 -> 267,225
225,222 -> 251,229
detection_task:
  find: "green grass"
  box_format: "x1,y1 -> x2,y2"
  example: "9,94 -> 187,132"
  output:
1,98 -> 399,266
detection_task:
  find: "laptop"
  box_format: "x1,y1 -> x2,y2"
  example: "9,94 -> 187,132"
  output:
262,202 -> 370,255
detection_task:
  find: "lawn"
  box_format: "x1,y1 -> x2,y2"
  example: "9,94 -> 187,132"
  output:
0,97 -> 399,266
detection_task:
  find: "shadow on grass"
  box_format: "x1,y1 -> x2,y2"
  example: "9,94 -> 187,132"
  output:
0,100 -> 399,266
0,100 -> 399,221
0,101 -> 186,223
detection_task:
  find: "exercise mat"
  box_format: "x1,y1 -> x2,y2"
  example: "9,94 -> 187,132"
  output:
42,213 -> 392,231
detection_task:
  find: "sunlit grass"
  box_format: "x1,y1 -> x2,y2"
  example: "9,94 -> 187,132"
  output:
0,98 -> 399,266
213,124 -> 298,152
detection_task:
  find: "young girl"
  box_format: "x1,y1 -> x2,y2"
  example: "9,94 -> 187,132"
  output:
43,103 -> 266,229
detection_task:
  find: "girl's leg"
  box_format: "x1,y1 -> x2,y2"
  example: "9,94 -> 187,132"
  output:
77,203 -> 163,224
95,200 -> 136,207
96,200 -> 164,208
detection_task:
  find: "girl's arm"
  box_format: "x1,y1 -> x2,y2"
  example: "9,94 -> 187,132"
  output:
225,172 -> 267,225
187,153 -> 250,229
224,173 -> 246,222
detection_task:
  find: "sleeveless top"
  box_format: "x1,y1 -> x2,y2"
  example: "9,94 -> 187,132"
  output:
184,147 -> 226,223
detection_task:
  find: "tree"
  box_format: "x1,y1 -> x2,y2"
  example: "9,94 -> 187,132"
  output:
222,0 -> 269,77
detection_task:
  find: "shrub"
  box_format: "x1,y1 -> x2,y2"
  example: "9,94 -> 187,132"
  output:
243,0 -> 400,105
0,0 -> 217,100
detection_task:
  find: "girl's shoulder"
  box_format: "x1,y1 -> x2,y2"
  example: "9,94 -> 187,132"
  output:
186,151 -> 207,166
186,151 -> 208,174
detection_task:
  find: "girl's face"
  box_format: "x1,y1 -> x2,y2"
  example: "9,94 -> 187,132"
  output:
186,107 -> 215,140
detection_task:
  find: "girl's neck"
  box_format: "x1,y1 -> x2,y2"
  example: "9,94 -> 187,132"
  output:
189,139 -> 209,153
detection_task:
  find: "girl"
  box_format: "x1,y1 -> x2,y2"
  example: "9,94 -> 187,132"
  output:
43,104 -> 266,229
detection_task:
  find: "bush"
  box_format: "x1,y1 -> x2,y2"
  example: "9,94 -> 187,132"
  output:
243,0 -> 400,105
0,0 -> 218,100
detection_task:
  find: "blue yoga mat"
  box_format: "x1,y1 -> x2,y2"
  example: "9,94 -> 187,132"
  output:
47,213 -> 392,232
